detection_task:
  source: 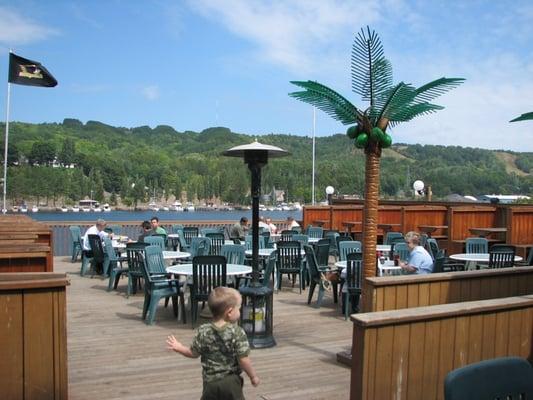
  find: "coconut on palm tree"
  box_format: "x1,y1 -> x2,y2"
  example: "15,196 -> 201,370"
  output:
289,26 -> 464,282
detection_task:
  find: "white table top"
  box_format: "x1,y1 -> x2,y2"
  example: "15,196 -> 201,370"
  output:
449,253 -> 522,262
335,260 -> 402,276
167,233 -> 180,239
308,237 -> 320,244
166,263 -> 252,276
163,251 -> 191,260
376,244 -> 391,252
245,248 -> 306,257
112,241 -> 126,249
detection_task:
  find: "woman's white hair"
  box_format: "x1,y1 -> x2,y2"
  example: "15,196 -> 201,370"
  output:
404,231 -> 420,246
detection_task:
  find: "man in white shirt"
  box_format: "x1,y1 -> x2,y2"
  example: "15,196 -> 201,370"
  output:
82,219 -> 109,251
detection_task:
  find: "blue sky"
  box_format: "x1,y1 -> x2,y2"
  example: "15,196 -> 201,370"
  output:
1,0 -> 533,151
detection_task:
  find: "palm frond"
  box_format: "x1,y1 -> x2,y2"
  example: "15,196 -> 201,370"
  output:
374,82 -> 416,122
351,26 -> 393,106
289,81 -> 363,125
413,77 -> 465,103
510,112 -> 533,122
389,102 -> 444,123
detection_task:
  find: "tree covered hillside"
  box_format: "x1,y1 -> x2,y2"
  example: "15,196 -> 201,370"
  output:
1,119 -> 532,206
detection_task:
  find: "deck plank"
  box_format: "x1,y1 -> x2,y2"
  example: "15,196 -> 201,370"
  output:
55,257 -> 352,399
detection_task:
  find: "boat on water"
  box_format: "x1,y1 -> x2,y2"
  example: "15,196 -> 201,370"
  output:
11,205 -> 19,213
162,206 -> 169,211
31,205 -> 39,213
79,199 -> 99,213
61,206 -> 69,212
20,205 -> 28,213
93,206 -> 102,212
71,206 -> 80,212
185,202 -> 195,212
102,203 -> 112,212
173,201 -> 183,212
148,202 -> 159,212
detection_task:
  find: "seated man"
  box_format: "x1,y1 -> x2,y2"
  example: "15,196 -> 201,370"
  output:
400,231 -> 434,274
230,217 -> 249,241
258,216 -> 270,231
138,220 -> 154,242
82,218 -> 109,254
150,216 -> 167,236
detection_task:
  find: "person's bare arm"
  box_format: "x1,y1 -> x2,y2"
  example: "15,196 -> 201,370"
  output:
238,356 -> 260,386
399,261 -> 417,273
166,335 -> 198,358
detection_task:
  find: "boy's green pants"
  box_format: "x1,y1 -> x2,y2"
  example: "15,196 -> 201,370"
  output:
201,374 -> 244,400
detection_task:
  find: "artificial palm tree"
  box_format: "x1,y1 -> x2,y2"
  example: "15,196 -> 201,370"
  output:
289,27 -> 464,282
510,112 -> 533,122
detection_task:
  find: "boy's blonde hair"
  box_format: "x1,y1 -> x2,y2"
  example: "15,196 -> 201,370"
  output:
208,287 -> 241,319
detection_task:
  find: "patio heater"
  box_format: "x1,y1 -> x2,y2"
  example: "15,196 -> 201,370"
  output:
223,140 -> 289,348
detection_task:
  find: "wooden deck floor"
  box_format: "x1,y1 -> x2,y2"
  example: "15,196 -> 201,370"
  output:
56,257 -> 352,399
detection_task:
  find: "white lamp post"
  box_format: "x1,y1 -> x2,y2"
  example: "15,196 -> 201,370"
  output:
413,180 -> 425,196
326,185 -> 335,205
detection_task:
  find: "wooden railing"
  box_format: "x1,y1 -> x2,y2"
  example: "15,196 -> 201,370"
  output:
447,205 -> 500,253
0,272 -> 69,399
350,295 -> 533,400
362,266 -> 533,313
506,206 -> 533,257
0,215 -> 53,272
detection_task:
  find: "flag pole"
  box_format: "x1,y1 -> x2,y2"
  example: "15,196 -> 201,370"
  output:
3,54 -> 12,214
311,107 -> 316,205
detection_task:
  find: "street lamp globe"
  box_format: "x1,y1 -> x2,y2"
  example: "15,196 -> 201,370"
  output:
413,180 -> 424,192
325,186 -> 335,195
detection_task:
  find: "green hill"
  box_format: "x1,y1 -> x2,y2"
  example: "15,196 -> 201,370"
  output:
1,119 -> 532,206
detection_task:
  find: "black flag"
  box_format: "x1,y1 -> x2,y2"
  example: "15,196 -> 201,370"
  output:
8,53 -> 57,87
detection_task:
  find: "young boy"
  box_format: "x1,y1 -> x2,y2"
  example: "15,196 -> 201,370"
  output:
166,287 -> 260,400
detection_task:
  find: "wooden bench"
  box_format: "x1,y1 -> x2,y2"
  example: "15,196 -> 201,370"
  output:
0,216 -> 53,272
349,295 -> 533,400
0,273 -> 69,399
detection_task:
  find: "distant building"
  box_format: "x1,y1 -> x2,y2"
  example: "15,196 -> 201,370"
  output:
478,194 -> 531,204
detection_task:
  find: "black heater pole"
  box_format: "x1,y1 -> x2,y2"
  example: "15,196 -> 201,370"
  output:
245,151 -> 267,285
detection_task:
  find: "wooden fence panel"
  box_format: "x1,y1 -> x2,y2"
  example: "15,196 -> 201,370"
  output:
364,266 -> 533,312
350,295 -> 533,400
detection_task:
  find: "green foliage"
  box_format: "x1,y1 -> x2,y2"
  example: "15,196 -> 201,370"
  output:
2,121 -> 532,205
29,141 -> 56,166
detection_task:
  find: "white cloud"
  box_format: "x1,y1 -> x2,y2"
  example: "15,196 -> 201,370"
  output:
0,6 -> 58,45
141,85 -> 160,101
187,0 -> 391,74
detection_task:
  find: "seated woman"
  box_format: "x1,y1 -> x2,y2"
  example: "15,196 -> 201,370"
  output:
399,231 -> 434,274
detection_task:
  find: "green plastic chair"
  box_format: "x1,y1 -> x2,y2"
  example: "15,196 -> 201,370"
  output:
303,245 -> 327,308
69,226 -> 82,263
280,230 -> 294,242
206,232 -> 225,255
142,245 -> 185,325
466,237 -> 488,254
81,234 -> 105,276
339,241 -> 362,261
190,255 -> 227,326
385,232 -> 404,245
245,235 -> 265,250
444,357 -> 533,400
144,235 -> 165,249
125,242 -> 148,297
220,244 -> 245,265
343,252 -> 363,320
392,242 -> 410,262
102,237 -> 128,290
315,239 -> 330,269
276,241 -> 304,293
200,227 -> 223,236
307,226 -> 323,239
324,230 -> 340,259
488,244 -> 516,268
292,234 -> 309,246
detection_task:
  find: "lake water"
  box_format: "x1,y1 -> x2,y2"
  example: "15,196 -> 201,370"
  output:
29,209 -> 303,222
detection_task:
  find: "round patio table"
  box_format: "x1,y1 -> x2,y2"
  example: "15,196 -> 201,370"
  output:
449,253 -> 522,263
163,251 -> 191,260
245,248 -> 306,257
166,263 -> 252,276
334,260 -> 402,276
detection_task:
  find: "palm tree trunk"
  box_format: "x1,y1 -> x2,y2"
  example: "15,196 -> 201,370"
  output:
362,150 -> 381,283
